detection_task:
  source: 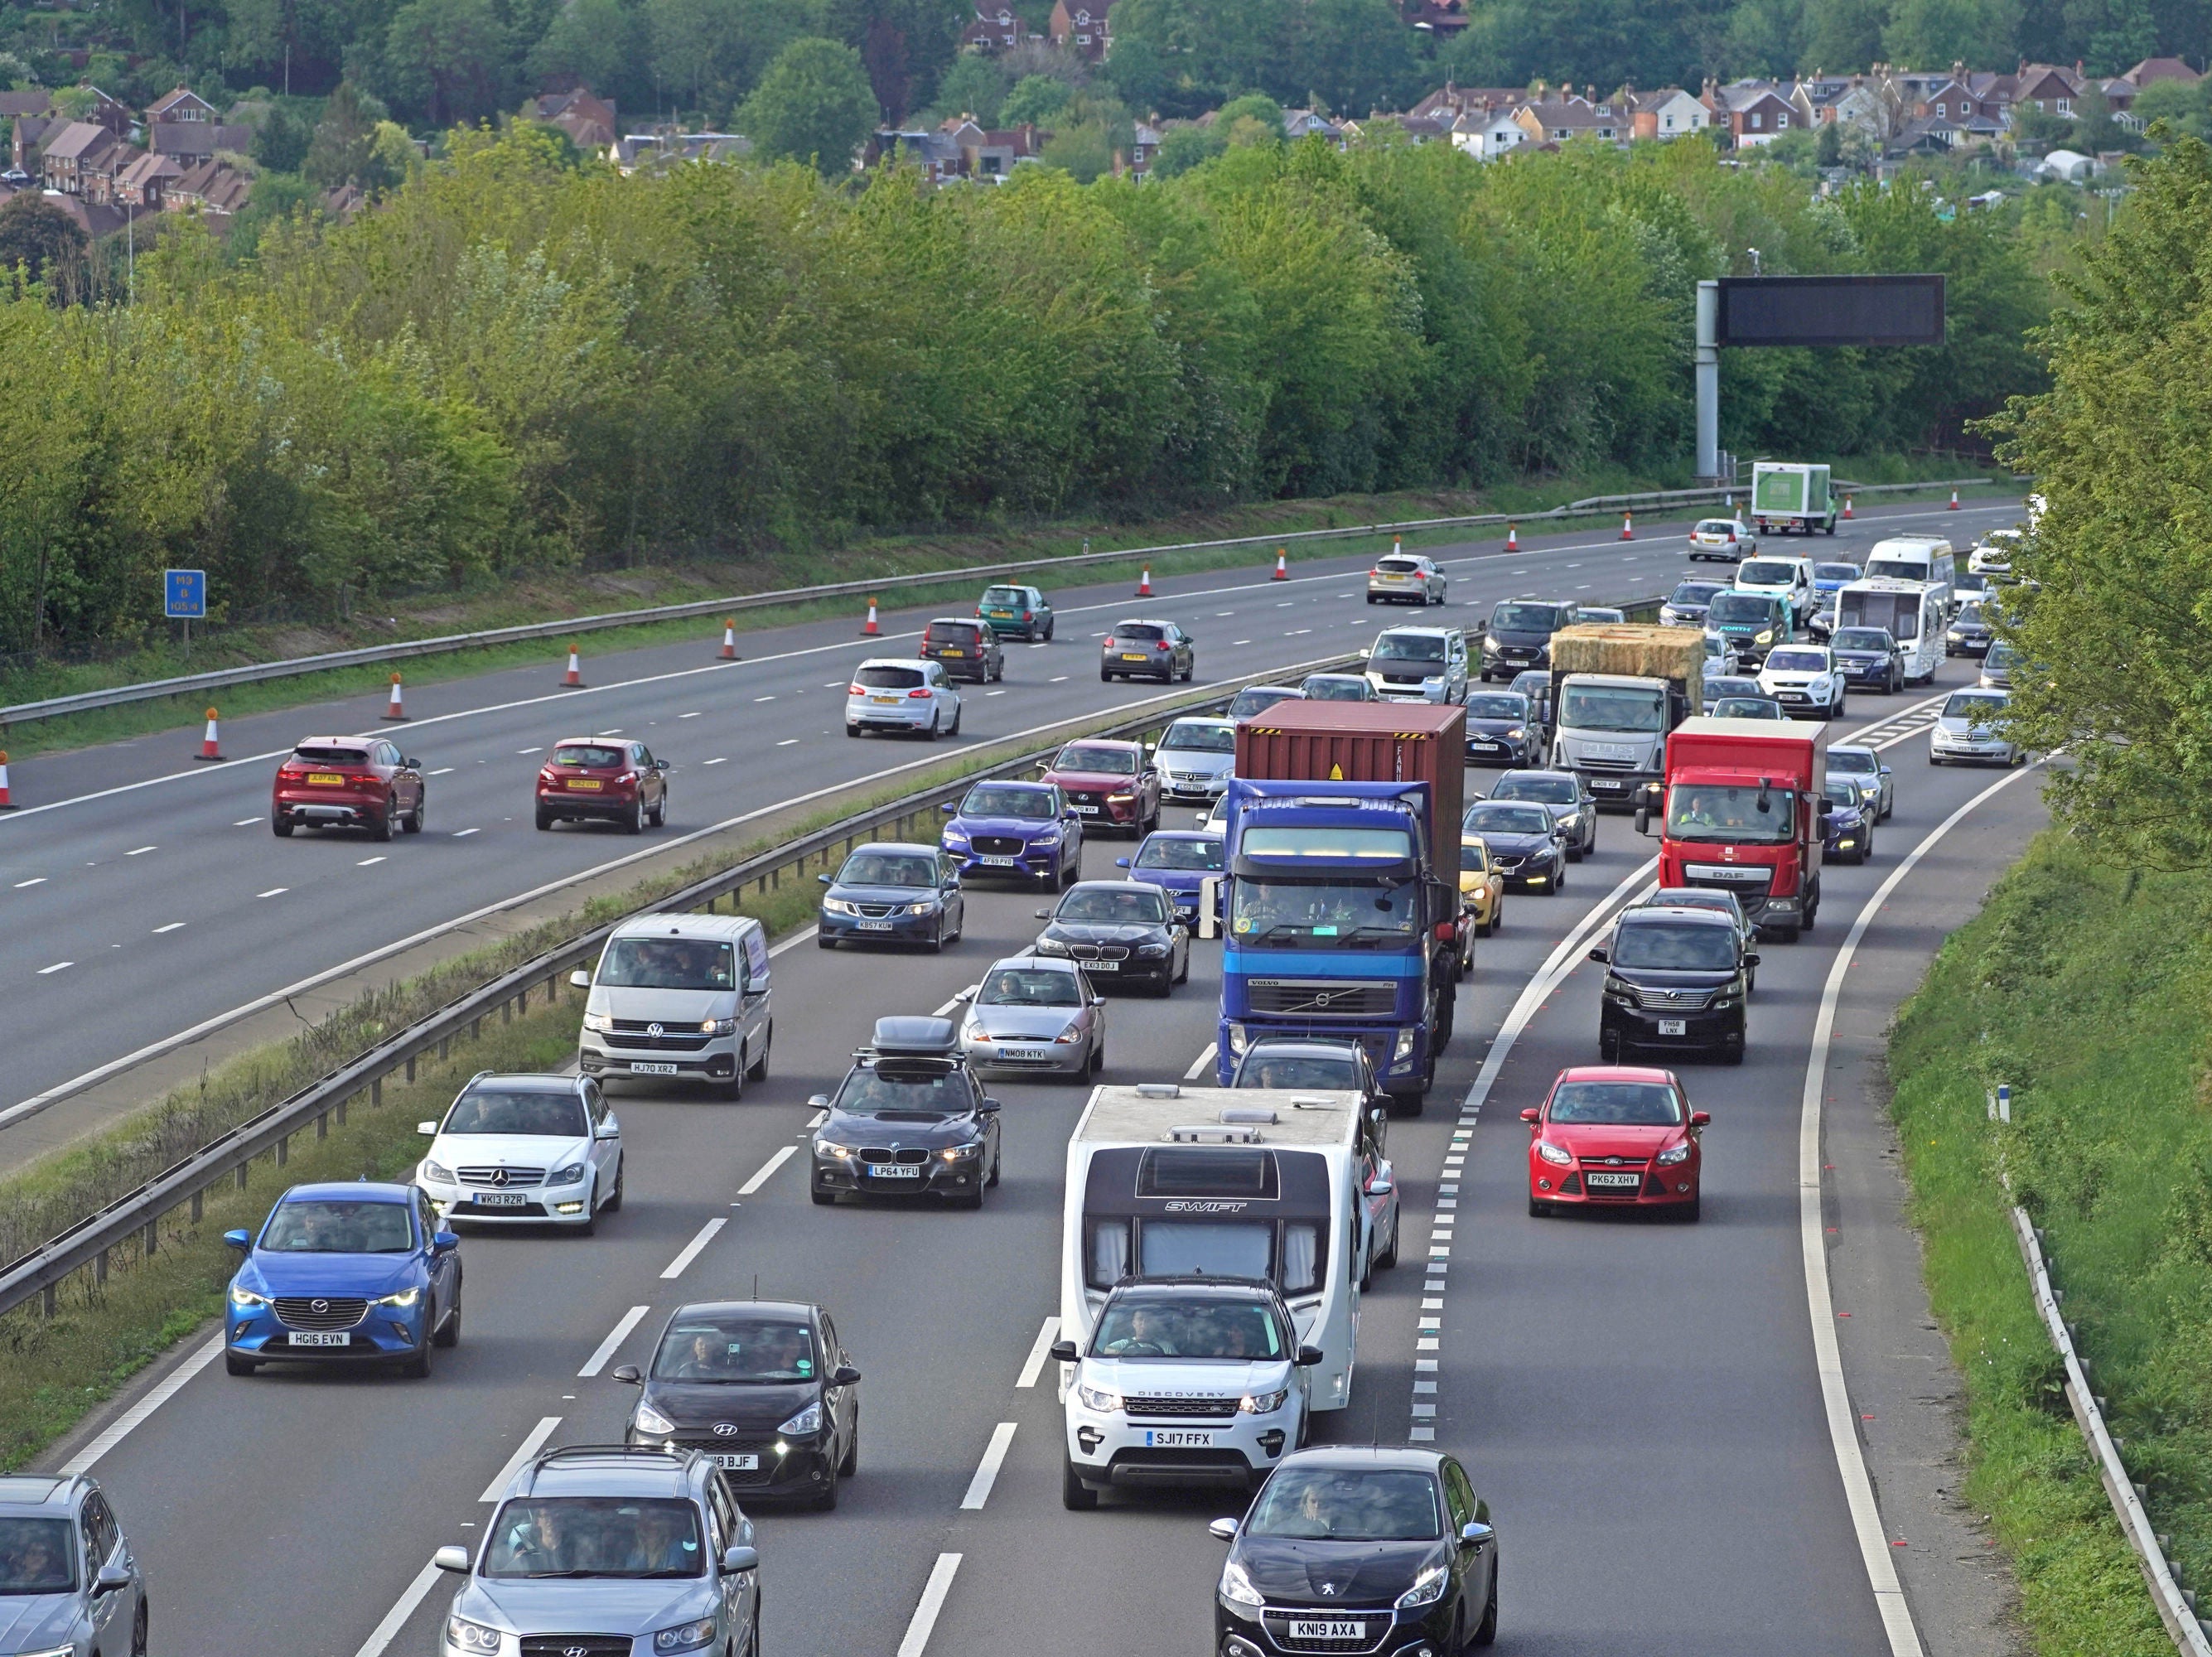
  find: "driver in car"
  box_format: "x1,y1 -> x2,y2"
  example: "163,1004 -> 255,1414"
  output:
1103,1306 -> 1181,1356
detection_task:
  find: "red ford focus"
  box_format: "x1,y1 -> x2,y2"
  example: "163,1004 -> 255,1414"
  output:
1522,1065 -> 1707,1221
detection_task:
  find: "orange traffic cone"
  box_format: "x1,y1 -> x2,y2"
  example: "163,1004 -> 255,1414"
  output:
1620,512 -> 1635,540
562,642 -> 586,687
860,599 -> 881,637
0,750 -> 15,810
1271,550 -> 1288,581
1136,567 -> 1154,597
382,673 -> 408,721
717,619 -> 738,660
1391,537 -> 1403,557
1843,494 -> 1854,519
1505,523 -> 1519,552
1948,487 -> 1960,510
195,708 -> 224,762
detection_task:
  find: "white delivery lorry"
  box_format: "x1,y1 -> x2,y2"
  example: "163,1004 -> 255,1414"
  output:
1751,461 -> 1838,536
1836,577 -> 1946,685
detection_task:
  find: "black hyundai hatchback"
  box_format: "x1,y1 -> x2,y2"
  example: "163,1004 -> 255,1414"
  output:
1588,905 -> 1756,1064
613,1299 -> 862,1509
1211,1447 -> 1498,1655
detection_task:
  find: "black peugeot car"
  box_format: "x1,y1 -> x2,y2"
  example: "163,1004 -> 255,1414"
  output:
1211,1447 -> 1499,1655
1032,881 -> 1190,994
807,1017 -> 1001,1207
1478,598 -> 1576,682
1460,800 -> 1567,893
1587,905 -> 1756,1064
613,1299 -> 862,1509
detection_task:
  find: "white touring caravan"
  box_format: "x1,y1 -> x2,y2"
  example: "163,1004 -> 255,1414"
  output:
1061,1084 -> 1368,1415
1836,577 -> 1947,685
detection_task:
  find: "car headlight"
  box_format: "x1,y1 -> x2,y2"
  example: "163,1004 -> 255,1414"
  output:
1078,1382 -> 1123,1412
1224,1022 -> 1249,1056
422,1159 -> 454,1183
1219,1557 -> 1265,1607
635,1399 -> 676,1435
1755,629 -> 1775,644
906,900 -> 939,915
941,1142 -> 983,1160
1393,1028 -> 1417,1061
1396,1561 -> 1451,1610
229,1283 -> 269,1309
1483,635 -> 1501,651
1508,727 -> 1525,738
1054,1024 -> 1086,1043
374,1287 -> 421,1308
552,1163 -> 587,1185
700,1017 -> 737,1036
779,1400 -> 823,1435
816,1139 -> 854,1158
1536,1140 -> 1572,1167
1239,1387 -> 1289,1414
1107,792 -> 1135,804
1559,813 -> 1580,830
823,896 -> 858,915
446,1616 -> 503,1654
582,1009 -> 613,1032
1658,1141 -> 1694,1166
1034,937 -> 1070,956
1422,676 -> 1443,687
944,828 -> 970,843
653,1617 -> 720,1655
1135,942 -> 1169,958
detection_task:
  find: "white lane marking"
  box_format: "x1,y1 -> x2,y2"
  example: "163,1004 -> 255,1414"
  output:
807,1109 -> 828,1128
1017,1316 -> 1062,1389
349,1558 -> 445,1657
932,996 -> 963,1017
13,877 -> 44,887
234,817 -> 260,826
60,1336 -> 224,1473
1050,675 -> 1069,683
428,766 -> 455,775
579,1305 -> 652,1377
769,926 -> 819,958
258,886 -> 287,898
898,1553 -> 963,1657
1233,640 -> 1252,646
702,756 -> 728,766
358,856 -> 385,867
737,1144 -> 796,1196
754,695 -> 776,703
479,1416 -> 564,1501
660,1218 -> 727,1279
152,922 -> 185,935
125,844 -> 157,856
1185,1043 -> 1217,1080
517,746 -> 542,755
1799,760 -> 2041,1657
679,711 -> 703,718
776,737 -> 799,746
452,828 -> 480,838
960,1423 -> 1018,1510
36,961 -> 70,974
985,689 -> 1006,697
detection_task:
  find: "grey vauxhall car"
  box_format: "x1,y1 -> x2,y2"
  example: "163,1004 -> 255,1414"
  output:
436,1445 -> 760,1657
0,1475 -> 147,1657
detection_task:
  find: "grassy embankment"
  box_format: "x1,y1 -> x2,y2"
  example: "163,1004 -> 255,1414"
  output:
0,460 -> 2007,761
1887,833 -> 2212,1655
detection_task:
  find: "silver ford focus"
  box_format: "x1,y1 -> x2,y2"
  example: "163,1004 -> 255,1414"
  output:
956,956 -> 1107,1080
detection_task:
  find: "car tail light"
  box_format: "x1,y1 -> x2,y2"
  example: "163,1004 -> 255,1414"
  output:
908,687 -> 932,699
1369,568 -> 1380,576
1156,641 -> 1169,651
848,684 -> 865,695
616,771 -> 638,785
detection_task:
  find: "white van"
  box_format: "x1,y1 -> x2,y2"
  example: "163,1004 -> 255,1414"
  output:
1862,535 -> 1956,615
1061,1084 -> 1367,1416
1836,577 -> 1946,685
572,913 -> 773,1097
1731,556 -> 1817,626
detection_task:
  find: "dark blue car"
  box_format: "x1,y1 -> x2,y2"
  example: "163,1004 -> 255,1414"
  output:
939,780 -> 1083,887
1114,829 -> 1224,923
223,1181 -> 460,1377
1461,798 -> 1567,892
1823,779 -> 1875,864
818,842 -> 966,950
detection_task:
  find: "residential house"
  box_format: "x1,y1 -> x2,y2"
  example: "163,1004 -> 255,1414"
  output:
1511,86 -> 1628,146
146,85 -> 218,126
959,5 -> 1029,51
872,125 -> 965,183
1448,102 -> 1529,159
41,119 -> 130,200
113,149 -> 181,209
12,115 -> 56,172
149,118 -> 256,159
2014,63 -> 2086,116
1408,84 -> 1529,123
940,117 -> 1046,179
167,156 -> 253,222
1282,107 -> 1340,141
47,195 -> 128,240
2124,56 -> 2201,89
1128,121 -> 1161,176
532,87 -> 618,151
322,181 -> 366,222
1703,78 -> 1797,145
1047,0 -> 1111,60
1627,85 -> 1707,139
608,131 -> 754,172
0,90 -> 51,123
1791,75 -> 1891,142
1402,0 -> 1471,36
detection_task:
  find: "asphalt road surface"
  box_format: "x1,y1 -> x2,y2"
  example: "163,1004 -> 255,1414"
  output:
40,597 -> 2047,1657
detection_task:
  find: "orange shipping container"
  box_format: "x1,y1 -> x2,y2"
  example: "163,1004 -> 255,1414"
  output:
1233,701 -> 1466,874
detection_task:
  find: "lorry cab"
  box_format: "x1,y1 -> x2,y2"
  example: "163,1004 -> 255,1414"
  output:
1634,716 -> 1832,942
1837,577 -> 1944,685
1862,536 -> 1956,616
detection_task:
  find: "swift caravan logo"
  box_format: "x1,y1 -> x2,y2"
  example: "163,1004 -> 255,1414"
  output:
1162,1200 -> 1250,1215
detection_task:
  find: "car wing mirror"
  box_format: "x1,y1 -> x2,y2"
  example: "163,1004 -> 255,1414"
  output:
433,1545 -> 471,1574
1460,1521 -> 1495,1548
954,985 -> 978,1002
721,1545 -> 761,1575
808,1093 -> 830,1109
1114,857 -> 1131,868
1034,907 -> 1055,920
403,757 -> 422,771
1519,1108 -> 1540,1124
223,1228 -> 252,1249
569,968 -> 592,988
1586,945 -> 1608,964
1049,1339 -> 1081,1363
418,1120 -> 440,1136
1690,1110 -> 1712,1127
595,1121 -> 620,1139
1295,1345 -> 1324,1368
611,1363 -> 643,1384
832,1365 -> 862,1386
818,872 -> 834,886
433,1230 -> 461,1252
939,800 -> 959,814
94,1562 -> 133,1594
1741,953 -> 1761,969
1209,1517 -> 1240,1542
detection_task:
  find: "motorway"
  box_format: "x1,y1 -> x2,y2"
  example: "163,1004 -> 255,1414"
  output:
0,496 -> 2021,1154
25,496 -> 2049,1657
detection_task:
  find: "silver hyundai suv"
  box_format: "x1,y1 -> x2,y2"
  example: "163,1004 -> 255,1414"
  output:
435,1445 -> 761,1656
0,1474 -> 147,1657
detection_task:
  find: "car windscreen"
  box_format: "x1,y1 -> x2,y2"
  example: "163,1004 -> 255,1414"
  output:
1161,722 -> 1235,752
1707,593 -> 1777,625
1237,1053 -> 1359,1092
0,1517 -> 75,1593
1737,561 -> 1798,585
1090,1295 -> 1286,1360
1828,780 -> 1863,809
444,1089 -> 587,1137
550,744 -> 625,770
1765,650 -> 1828,673
837,853 -> 939,887
483,1497 -> 704,1579
1548,1080 -> 1683,1124
960,785 -> 1053,819
1712,698 -> 1783,718
925,621 -> 982,643
1944,693 -> 2008,722
1055,744 -> 1137,775
1458,840 -> 1492,872
1491,775 -> 1577,804
1462,803 -> 1553,836
1611,922 -> 1737,971
1056,887 -> 1171,924
1864,558 -> 1929,582
1670,582 -> 1723,604
1831,629 -> 1891,651
1558,684 -> 1664,732
1136,838 -> 1223,872
261,1199 -> 414,1253
833,1066 -> 971,1117
854,665 -> 924,689
1466,694 -> 1526,720
1705,678 -> 1760,698
650,1314 -> 817,1382
1302,676 -> 1367,699
1229,688 -> 1300,717
1239,826 -> 1413,860
1986,641 -> 2021,668
291,745 -> 369,766
1828,750 -> 1879,774
597,937 -> 737,990
1665,782 -> 1794,843
1814,564 -> 1859,582
1247,1469 -> 1444,1542
1490,602 -> 1567,632
1646,891 -> 1732,918
1369,632 -> 1446,662
978,966 -> 1083,1007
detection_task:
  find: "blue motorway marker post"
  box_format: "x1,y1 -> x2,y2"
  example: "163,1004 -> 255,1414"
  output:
165,568 -> 206,660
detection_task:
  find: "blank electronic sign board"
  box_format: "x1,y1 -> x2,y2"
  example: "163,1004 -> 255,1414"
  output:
1714,275 -> 1946,348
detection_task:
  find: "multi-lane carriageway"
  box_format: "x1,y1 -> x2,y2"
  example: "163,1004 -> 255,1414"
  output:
24,497 -> 2033,1657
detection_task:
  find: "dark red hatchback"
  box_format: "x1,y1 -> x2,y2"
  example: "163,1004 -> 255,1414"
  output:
273,737 -> 424,840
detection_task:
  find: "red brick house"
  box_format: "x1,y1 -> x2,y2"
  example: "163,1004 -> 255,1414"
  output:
1047,0 -> 1111,60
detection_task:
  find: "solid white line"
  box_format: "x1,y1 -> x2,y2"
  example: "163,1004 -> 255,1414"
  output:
257,886 -> 287,898
1185,1043 -> 1217,1080
932,996 -> 963,1017
1016,1316 -> 1061,1389
36,961 -> 70,974
737,1144 -> 796,1196
660,1218 -> 726,1279
479,1415 -> 563,1501
578,1305 -> 651,1378
1799,759 -> 2040,1657
960,1423 -> 1017,1510
701,756 -> 728,766
61,1336 -> 224,1473
12,877 -> 43,887
125,844 -> 157,855
233,818 -> 260,826
452,828 -> 480,838
152,922 -> 185,935
358,856 -> 385,867
350,1558 -> 444,1657
769,925 -> 819,958
897,1553 -> 964,1657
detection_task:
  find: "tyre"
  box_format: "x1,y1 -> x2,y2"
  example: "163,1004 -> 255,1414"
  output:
404,791 -> 426,833
133,1596 -> 149,1657
1528,1196 -> 1549,1218
1062,1459 -> 1099,1510
929,917 -> 947,954
433,1280 -> 461,1347
817,933 -> 836,949
953,1184 -> 984,1210
987,1147 -> 1002,1187
625,797 -> 645,834
1375,1205 -> 1399,1268
1387,1089 -> 1423,1118
1567,842 -> 1583,863
648,794 -> 666,828
813,1460 -> 839,1511
1045,618 -> 1055,640
225,1353 -> 258,1376
606,1156 -> 625,1211
370,801 -> 394,843
1552,862 -> 1565,891
746,1023 -> 772,1080
1722,1039 -> 1746,1066
949,704 -> 962,736
402,1331 -> 432,1379
1775,923 -> 1802,943
272,812 -> 293,837
1099,668 -> 1113,682
846,724 -> 862,738
576,1186 -> 598,1236
1680,1193 -> 1703,1222
927,713 -> 940,741
811,1186 -> 836,1205
1089,1037 -> 1104,1076
1174,945 -> 1189,985
839,1413 -> 860,1476
1473,1566 -> 1499,1646
718,1061 -> 745,1100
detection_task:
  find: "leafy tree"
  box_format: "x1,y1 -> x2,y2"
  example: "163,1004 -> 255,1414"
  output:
932,51 -> 1008,123
0,194 -> 89,293
740,35 -> 880,174
302,81 -> 391,186
228,168 -> 324,259
1099,36 -> 1166,114
1798,0 -> 1888,72
1150,122 -> 1224,176
254,104 -> 315,171
646,0 -> 829,126
825,0 -> 968,123
1001,71 -> 1071,125
1881,0 -> 2018,76
1815,119 -> 1843,167
1289,0 -> 1418,118
1217,93 -> 1284,139
383,0 -> 512,127
2136,77 -> 2212,143
527,0 -> 654,118
1040,119 -> 1112,178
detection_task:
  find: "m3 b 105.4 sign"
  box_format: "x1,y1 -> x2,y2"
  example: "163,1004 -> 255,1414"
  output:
1714,275 -> 1946,349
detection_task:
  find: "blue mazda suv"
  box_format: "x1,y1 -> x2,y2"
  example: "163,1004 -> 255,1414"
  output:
223,1181 -> 461,1378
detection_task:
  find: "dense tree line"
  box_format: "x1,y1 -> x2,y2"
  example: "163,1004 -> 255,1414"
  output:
0,124 -> 2045,657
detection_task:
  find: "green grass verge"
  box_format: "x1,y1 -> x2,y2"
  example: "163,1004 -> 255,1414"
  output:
1887,831 -> 2212,1655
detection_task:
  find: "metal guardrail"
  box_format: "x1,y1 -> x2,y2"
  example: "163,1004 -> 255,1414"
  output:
0,477 -> 2009,730
2011,1206 -> 2212,1655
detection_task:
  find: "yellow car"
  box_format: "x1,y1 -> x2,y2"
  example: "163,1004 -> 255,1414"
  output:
1459,836 -> 1504,938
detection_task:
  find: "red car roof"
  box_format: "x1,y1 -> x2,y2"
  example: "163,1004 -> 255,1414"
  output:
1553,1064 -> 1678,1085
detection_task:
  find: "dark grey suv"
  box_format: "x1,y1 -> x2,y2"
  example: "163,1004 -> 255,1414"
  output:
0,1474 -> 147,1657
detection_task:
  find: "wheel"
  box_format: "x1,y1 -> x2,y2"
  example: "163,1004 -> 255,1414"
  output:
1552,862 -> 1565,891
1375,1204 -> 1399,1268
1174,944 -> 1190,985
811,1186 -> 836,1205
987,1147 -> 1001,1187
1060,856 -> 1078,890
225,1353 -> 258,1376
1099,668 -> 1113,682
1062,1459 -> 1099,1510
929,916 -> 947,954
404,791 -> 426,833
1775,923 -> 1802,943
648,793 -> 666,827
846,724 -> 862,738
1089,1036 -> 1104,1076
403,1329 -> 432,1379
1680,1193 -> 1703,1222
433,1278 -> 461,1346
1387,1089 -> 1423,1118
370,800 -> 394,842
1045,618 -> 1055,640
1722,1039 -> 1746,1066
272,812 -> 293,837
813,1458 -> 839,1510
625,796 -> 645,834
606,1155 -> 625,1210
746,1601 -> 761,1657
839,1413 -> 859,1477
746,1023 -> 771,1080
949,703 -> 962,736
719,1060 -> 745,1100
133,1595 -> 149,1657
1367,593 -> 1379,604
816,933 -> 836,949
1528,1196 -> 1549,1218
927,712 -> 940,741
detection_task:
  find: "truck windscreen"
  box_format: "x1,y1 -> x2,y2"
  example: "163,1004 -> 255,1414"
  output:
1558,684 -> 1665,732
1665,784 -> 1796,845
1239,826 -> 1413,860
1231,878 -> 1419,945
1838,591 -> 1920,639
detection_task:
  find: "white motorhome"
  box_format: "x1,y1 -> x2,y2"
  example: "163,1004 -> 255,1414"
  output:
1836,577 -> 1946,685
1862,535 -> 1956,615
1061,1084 -> 1368,1413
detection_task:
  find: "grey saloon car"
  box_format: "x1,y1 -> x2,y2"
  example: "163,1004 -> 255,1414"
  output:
957,955 -> 1107,1079
0,1475 -> 147,1657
